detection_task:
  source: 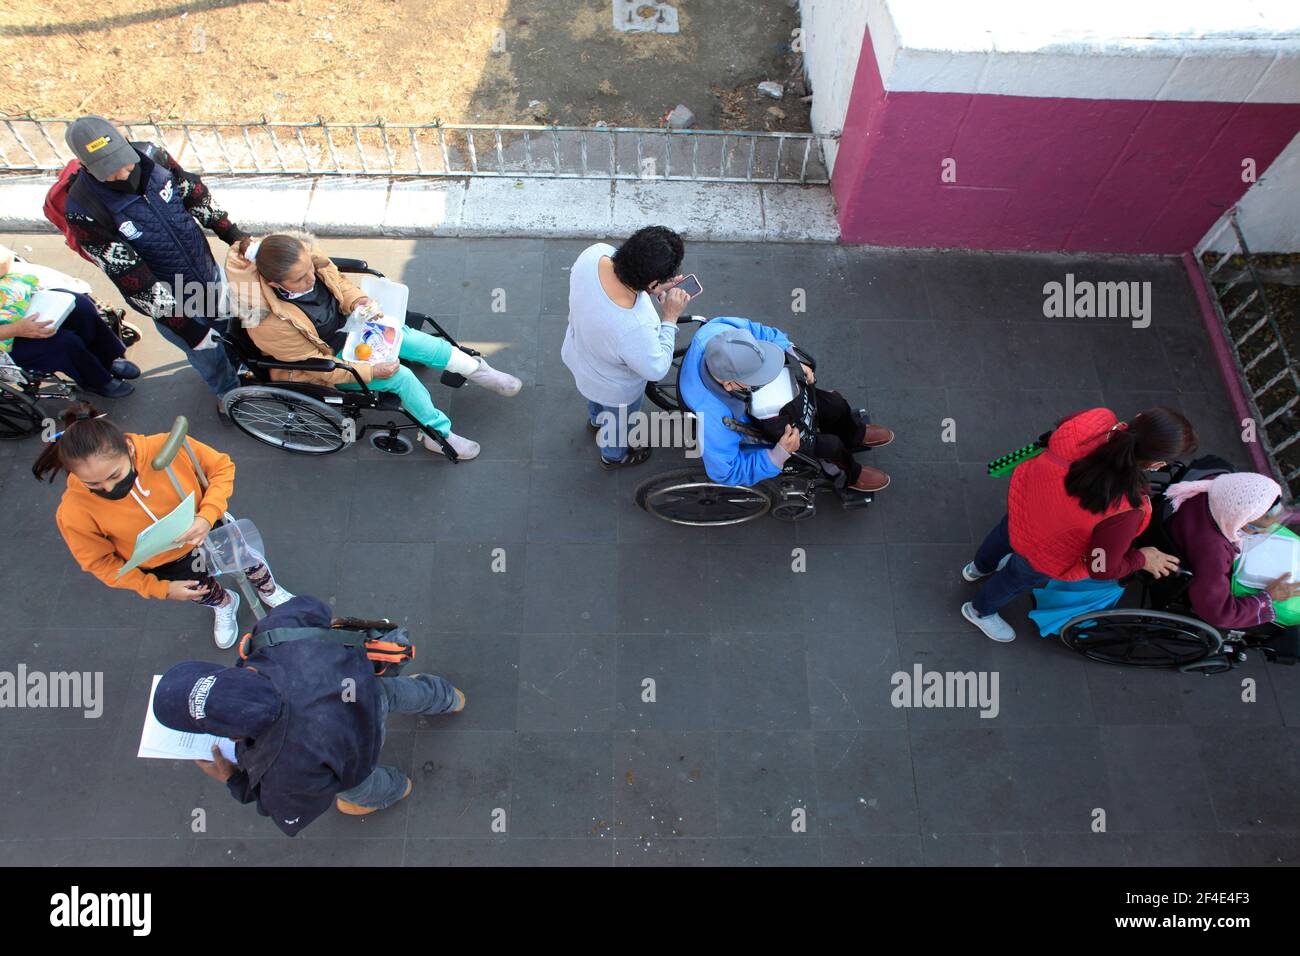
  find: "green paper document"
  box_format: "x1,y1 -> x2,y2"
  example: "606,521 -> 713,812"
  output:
116,492 -> 196,577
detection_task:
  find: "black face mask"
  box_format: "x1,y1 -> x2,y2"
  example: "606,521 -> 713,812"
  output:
102,164 -> 144,194
90,467 -> 138,501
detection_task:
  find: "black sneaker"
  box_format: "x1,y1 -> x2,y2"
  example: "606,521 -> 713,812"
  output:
83,377 -> 134,398
110,358 -> 141,380
599,447 -> 652,470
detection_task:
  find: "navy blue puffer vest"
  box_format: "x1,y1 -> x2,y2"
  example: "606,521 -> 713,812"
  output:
68,148 -> 218,291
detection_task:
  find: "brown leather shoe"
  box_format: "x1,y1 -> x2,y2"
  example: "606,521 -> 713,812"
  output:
849,465 -> 891,493
856,424 -> 894,449
337,776 -> 413,816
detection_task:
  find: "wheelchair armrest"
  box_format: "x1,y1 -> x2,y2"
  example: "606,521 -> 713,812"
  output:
252,357 -> 337,373
249,357 -> 370,392
329,256 -> 383,277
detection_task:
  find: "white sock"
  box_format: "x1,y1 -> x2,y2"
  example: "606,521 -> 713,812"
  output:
445,347 -> 479,377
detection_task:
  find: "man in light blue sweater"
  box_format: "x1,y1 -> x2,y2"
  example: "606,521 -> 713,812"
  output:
561,226 -> 692,469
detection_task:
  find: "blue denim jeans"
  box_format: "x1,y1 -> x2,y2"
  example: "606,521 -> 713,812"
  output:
334,673 -> 459,810
971,514 -> 1049,617
588,397 -> 643,462
154,316 -> 241,395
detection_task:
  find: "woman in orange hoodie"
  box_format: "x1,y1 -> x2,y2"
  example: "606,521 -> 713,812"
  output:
33,402 -> 293,648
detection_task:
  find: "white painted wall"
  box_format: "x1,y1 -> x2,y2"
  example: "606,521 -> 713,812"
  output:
878,0 -> 1300,102
799,0 -> 876,174
1201,130 -> 1300,253
803,0 -> 1300,105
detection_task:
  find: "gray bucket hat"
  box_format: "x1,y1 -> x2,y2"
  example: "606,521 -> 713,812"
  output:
703,327 -> 786,387
64,116 -> 139,180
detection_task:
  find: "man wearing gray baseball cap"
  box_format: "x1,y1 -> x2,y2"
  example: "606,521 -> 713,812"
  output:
51,116 -> 250,415
678,317 -> 893,492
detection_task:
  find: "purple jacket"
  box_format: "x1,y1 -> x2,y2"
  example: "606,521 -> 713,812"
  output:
1167,495 -> 1274,629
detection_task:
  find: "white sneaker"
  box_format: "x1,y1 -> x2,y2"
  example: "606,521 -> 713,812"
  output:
466,357 -> 522,397
212,590 -> 242,649
961,601 -> 1016,643
420,430 -> 481,460
259,583 -> 295,608
961,552 -> 1012,582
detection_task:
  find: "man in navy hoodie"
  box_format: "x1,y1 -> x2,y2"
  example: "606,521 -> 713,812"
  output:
153,595 -> 465,836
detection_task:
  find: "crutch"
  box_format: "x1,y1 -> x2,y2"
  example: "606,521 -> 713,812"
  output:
151,415 -> 267,619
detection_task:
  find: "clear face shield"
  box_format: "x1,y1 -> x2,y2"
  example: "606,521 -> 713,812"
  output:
1243,500 -> 1286,536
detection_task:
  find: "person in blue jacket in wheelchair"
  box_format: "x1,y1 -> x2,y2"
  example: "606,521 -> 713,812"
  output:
678,316 -> 894,492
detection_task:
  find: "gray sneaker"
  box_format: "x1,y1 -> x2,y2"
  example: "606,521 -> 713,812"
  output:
961,601 -> 1016,642
961,552 -> 1012,582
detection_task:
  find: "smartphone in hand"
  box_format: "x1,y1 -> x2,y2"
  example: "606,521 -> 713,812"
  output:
674,274 -> 703,298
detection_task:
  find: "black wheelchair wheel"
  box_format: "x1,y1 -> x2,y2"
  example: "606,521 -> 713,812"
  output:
644,318 -> 705,412
634,466 -> 772,526
370,432 -> 414,455
770,499 -> 817,521
1179,655 -> 1234,676
118,320 -> 142,347
1059,609 -> 1223,667
0,382 -> 45,440
225,386 -> 348,455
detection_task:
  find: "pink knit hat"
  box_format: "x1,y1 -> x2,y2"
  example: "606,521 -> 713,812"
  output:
1164,472 -> 1282,545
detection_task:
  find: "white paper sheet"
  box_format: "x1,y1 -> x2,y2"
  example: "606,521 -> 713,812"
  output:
1236,531 -> 1300,590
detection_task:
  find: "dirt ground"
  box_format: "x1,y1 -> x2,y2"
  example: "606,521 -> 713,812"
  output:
1,0 -> 810,130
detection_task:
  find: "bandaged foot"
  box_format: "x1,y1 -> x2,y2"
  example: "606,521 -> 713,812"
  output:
447,349 -> 521,397
419,430 -> 481,460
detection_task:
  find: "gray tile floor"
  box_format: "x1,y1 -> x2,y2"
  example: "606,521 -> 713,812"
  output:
1,233 -> 1297,867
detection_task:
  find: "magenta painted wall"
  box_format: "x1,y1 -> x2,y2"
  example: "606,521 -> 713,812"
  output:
833,30 -> 1300,253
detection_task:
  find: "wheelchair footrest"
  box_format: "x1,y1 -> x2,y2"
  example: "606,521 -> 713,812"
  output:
440,370 -> 467,389
837,490 -> 873,509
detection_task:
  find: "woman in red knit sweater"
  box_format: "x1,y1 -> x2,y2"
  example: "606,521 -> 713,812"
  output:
962,406 -> 1198,643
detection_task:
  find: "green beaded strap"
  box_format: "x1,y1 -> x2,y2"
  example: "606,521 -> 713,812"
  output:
987,440 -> 1046,477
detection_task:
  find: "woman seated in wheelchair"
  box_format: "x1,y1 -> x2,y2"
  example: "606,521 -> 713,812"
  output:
678,317 -> 894,492
1164,470 -> 1300,629
224,232 -> 521,461
0,245 -> 139,398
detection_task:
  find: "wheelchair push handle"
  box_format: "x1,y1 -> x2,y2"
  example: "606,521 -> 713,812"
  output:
328,256 -> 384,277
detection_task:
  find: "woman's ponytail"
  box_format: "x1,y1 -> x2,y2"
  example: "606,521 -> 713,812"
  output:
31,402 -> 129,483
1064,406 -> 1198,513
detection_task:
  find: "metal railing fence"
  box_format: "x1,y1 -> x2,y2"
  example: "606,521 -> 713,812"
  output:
1197,209 -> 1300,499
0,115 -> 834,185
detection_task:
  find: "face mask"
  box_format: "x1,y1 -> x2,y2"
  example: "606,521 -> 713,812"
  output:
276,281 -> 315,300
102,164 -> 144,194
90,466 -> 138,501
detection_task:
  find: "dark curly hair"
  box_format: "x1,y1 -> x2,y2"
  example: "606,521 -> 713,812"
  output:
611,225 -> 684,292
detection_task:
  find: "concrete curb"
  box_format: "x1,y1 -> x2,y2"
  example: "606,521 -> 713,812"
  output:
0,173 -> 839,243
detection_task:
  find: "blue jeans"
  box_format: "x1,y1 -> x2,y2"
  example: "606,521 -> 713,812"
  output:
154,316 -> 240,395
334,673 -> 459,810
971,515 -> 1049,617
588,398 -> 643,462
